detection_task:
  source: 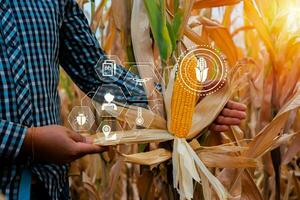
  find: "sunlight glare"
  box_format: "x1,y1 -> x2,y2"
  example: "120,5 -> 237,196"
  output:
286,8 -> 300,33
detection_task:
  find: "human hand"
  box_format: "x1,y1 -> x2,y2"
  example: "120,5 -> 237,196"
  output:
21,125 -> 105,164
210,100 -> 247,132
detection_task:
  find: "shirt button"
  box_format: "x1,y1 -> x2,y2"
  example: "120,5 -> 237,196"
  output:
24,119 -> 32,127
18,79 -> 27,87
9,39 -> 17,47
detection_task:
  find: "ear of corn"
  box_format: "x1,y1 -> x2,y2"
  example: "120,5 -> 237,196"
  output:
171,55 -> 199,138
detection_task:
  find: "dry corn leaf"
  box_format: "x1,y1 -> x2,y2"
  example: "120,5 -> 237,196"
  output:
243,85 -> 300,158
283,171 -> 293,200
184,26 -> 207,45
198,152 -> 259,168
282,132 -> 300,164
270,132 -> 299,152
121,148 -> 172,165
191,138 -> 248,153
111,0 -> 127,30
196,145 -> 248,154
199,170 -> 212,200
243,112 -> 290,158
244,0 -> 276,62
82,172 -> 101,200
106,159 -> 125,197
240,170 -> 263,200
292,172 -> 300,200
222,6 -> 234,27
200,17 -> 238,66
103,16 -> 116,52
164,65 -> 177,131
193,0 -> 242,9
216,168 -> 242,200
90,0 -> 107,31
231,125 -> 246,147
279,57 -> 300,106
231,25 -> 255,37
277,84 -> 300,116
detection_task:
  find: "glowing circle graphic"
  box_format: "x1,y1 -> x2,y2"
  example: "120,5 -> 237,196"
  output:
176,46 -> 228,96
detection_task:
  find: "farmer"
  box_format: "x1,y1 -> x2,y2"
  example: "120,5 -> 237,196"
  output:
0,1 -> 247,200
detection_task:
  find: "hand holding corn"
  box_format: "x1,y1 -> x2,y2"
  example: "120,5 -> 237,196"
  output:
211,100 -> 247,132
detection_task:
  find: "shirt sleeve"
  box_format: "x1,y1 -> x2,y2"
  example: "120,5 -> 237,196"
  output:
0,120 -> 27,161
59,0 -> 147,104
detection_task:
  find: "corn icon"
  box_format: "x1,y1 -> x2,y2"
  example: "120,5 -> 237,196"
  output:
196,56 -> 209,83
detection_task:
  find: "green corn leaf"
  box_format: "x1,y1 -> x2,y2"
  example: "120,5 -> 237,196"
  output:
144,0 -> 173,61
167,21 -> 176,52
172,8 -> 184,40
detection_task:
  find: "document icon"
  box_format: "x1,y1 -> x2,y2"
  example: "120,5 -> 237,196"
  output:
102,60 -> 116,77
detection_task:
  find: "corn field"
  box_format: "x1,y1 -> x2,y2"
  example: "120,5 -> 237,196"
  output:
59,0 -> 300,199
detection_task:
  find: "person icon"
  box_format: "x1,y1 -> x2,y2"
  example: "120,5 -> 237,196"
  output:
101,92 -> 117,111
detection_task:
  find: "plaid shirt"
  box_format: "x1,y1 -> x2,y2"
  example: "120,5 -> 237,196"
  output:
0,0 -> 147,199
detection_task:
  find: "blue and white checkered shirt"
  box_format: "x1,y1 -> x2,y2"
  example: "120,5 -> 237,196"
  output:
0,0 -> 147,199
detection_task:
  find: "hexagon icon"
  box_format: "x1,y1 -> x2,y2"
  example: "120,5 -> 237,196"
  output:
124,102 -> 155,130
96,119 -> 124,144
123,63 -> 163,99
92,84 -> 127,117
95,55 -> 123,83
68,106 -> 95,132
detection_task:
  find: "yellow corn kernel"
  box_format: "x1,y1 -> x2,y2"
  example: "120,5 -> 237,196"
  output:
171,55 -> 198,138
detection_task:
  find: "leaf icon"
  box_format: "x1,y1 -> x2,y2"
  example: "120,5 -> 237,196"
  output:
196,57 -> 209,83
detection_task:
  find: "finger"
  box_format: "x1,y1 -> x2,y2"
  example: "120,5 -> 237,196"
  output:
221,108 -> 246,119
68,130 -> 85,143
85,136 -> 94,144
226,100 -> 247,111
216,116 -> 241,125
75,143 -> 105,158
210,124 -> 229,132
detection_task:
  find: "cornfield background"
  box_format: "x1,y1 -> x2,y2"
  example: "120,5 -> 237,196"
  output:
59,0 -> 300,199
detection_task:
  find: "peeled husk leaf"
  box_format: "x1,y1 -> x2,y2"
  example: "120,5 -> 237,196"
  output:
121,148 -> 172,165
93,129 -> 173,146
189,83 -> 231,139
